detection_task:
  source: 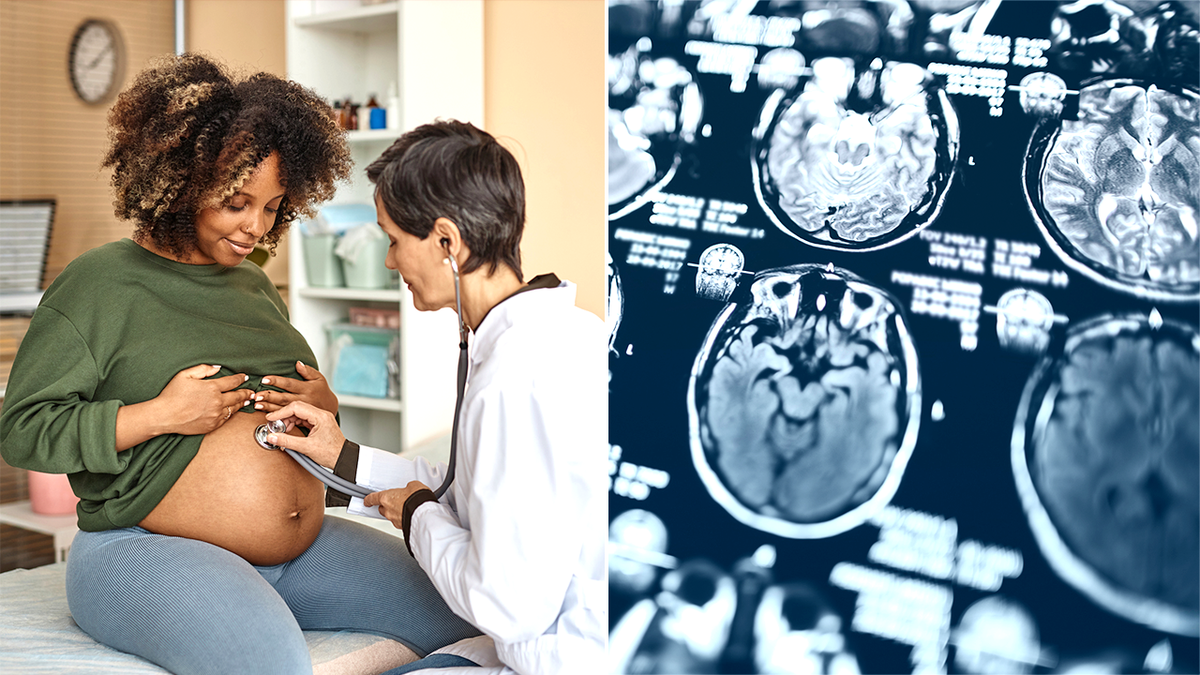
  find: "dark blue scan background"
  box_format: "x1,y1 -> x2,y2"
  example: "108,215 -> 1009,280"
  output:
607,1 -> 1200,673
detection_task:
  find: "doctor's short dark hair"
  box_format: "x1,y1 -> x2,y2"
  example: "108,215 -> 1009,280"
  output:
103,53 -> 352,257
367,120 -> 525,278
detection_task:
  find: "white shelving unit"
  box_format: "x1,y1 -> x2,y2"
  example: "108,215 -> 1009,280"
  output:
285,0 -> 483,452
0,501 -> 78,563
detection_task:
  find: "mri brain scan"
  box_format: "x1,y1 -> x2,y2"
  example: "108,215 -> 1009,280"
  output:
1029,80 -> 1200,300
689,265 -> 921,538
754,57 -> 959,251
608,45 -> 702,218
1013,313 -> 1200,635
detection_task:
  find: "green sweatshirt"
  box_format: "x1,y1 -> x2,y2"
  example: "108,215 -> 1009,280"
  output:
0,239 -> 318,531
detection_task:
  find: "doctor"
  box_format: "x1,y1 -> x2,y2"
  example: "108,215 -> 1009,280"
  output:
266,120 -> 607,675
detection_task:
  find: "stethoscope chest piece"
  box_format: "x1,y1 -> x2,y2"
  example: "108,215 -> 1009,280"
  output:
255,419 -> 287,451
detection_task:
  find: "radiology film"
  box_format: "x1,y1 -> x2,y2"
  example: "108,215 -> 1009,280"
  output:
606,1 -> 1200,673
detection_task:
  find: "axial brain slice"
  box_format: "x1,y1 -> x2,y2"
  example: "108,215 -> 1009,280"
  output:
1040,83 -> 1200,289
766,60 -> 941,244
701,270 -> 903,522
1035,332 -> 1200,609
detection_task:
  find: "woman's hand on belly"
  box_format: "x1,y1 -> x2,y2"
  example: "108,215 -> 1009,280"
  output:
116,364 -> 255,451
252,360 -> 339,415
138,410 -> 325,566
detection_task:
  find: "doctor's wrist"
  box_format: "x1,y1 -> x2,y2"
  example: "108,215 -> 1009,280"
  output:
324,439 -> 361,508
401,488 -> 437,556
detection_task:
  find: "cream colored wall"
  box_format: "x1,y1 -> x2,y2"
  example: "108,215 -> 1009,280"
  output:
484,0 -> 605,319
186,0 -> 286,77
186,0 -> 291,285
0,0 -> 174,283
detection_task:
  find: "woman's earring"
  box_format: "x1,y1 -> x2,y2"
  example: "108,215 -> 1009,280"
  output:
443,258 -> 450,265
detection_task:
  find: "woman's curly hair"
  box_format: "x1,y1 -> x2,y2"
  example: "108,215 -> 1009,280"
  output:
103,53 -> 351,256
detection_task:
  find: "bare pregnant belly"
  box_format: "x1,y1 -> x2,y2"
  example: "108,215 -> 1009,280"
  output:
139,411 -> 325,566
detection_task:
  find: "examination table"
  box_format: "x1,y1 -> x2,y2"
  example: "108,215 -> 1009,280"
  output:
0,508 -> 492,675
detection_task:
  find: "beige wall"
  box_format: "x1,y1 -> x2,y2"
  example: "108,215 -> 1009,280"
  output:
186,0 -> 286,77
185,0 -> 291,284
483,0 -> 606,318
0,0 -> 175,283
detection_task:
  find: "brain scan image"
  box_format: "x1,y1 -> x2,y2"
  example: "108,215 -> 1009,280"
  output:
1049,0 -> 1158,75
608,44 -> 702,218
754,583 -> 860,674
688,264 -> 921,538
951,596 -> 1047,674
754,57 -> 959,251
609,508 -> 670,596
1029,80 -> 1200,300
1018,72 -> 1070,117
1013,313 -> 1200,636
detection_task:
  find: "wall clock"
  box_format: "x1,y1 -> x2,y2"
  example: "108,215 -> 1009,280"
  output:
69,19 -> 123,105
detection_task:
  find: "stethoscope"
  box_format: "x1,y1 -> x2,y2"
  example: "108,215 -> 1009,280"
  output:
255,240 -> 468,501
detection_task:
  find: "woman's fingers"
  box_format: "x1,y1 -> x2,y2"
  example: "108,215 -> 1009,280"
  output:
257,369 -> 337,416
261,375 -> 300,392
179,363 -> 224,379
206,392 -> 253,428
254,400 -> 284,413
212,372 -> 251,392
296,361 -> 327,382
224,390 -> 254,411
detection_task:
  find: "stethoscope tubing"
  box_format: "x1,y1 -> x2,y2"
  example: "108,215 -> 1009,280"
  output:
285,448 -> 374,500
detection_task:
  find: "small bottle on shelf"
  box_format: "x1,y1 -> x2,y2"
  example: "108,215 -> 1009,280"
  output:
365,94 -> 386,130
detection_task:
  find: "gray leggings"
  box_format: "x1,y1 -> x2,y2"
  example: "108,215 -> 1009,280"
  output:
65,516 -> 481,675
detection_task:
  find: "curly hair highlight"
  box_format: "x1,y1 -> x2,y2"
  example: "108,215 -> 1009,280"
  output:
104,53 -> 351,257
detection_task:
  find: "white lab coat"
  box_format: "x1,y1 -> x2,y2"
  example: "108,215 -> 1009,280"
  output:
347,280 -> 608,675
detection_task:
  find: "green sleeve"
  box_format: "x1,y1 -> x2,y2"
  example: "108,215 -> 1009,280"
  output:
0,306 -> 125,475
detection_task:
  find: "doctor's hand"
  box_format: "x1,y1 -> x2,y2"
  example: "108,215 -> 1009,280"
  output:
254,361 -> 338,415
364,481 -> 433,531
264,401 -> 345,469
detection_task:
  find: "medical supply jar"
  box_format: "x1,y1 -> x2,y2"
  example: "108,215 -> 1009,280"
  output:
28,471 -> 78,515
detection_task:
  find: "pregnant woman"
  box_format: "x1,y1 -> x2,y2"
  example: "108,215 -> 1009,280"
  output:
0,55 -> 477,674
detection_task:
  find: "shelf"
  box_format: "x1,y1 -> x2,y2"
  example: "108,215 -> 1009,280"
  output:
287,0 -> 480,452
299,286 -> 401,302
347,129 -> 401,143
0,500 -> 78,562
293,1 -> 397,33
339,393 -> 402,412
